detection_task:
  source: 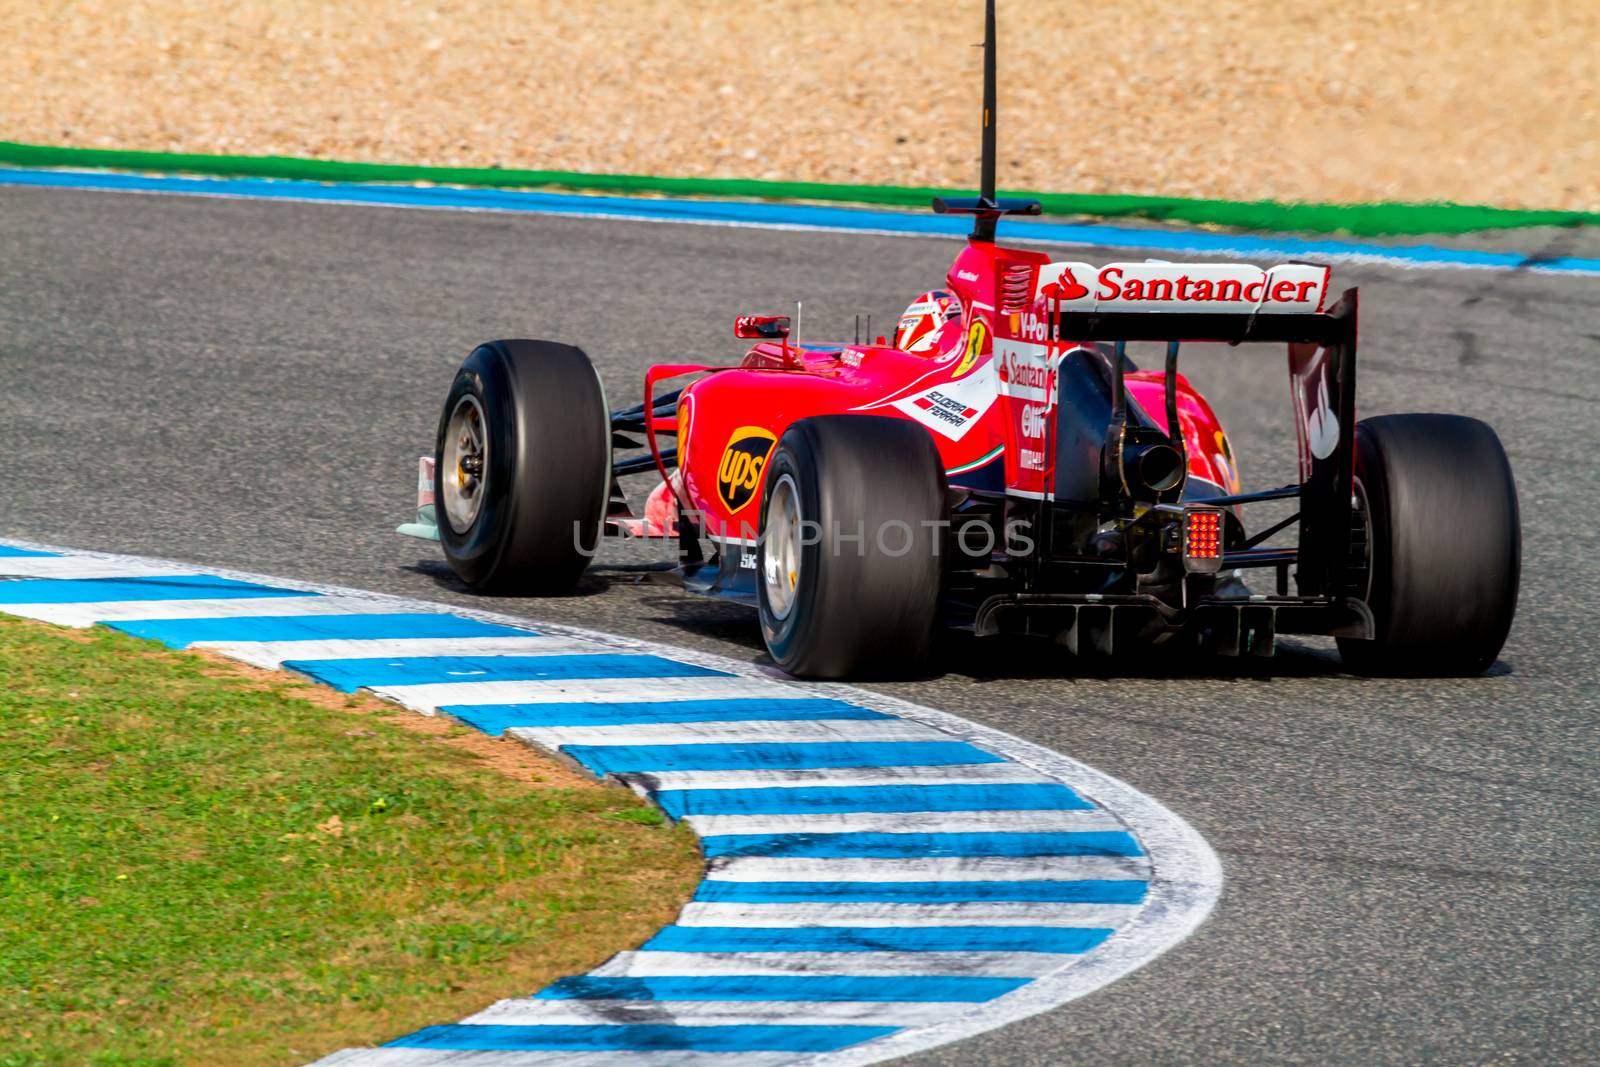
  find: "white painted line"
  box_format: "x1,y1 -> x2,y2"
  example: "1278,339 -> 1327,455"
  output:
621,763 -> 1056,793
591,950 -> 1068,979
462,998 -> 968,1027
508,719 -> 945,749
369,675 -> 797,711
0,594 -> 412,628
682,809 -> 1127,837
704,854 -> 1147,883
675,902 -> 1140,928
313,1050 -> 796,1067
0,557 -> 202,579
197,635 -> 601,669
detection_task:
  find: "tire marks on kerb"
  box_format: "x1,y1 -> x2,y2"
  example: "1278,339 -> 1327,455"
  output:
0,541 -> 1222,1066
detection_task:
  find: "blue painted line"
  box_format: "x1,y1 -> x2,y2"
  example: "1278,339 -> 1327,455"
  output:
0,546 -> 57,557
564,741 -> 1006,776
700,830 -> 1143,859
534,974 -> 1029,1003
108,612 -> 531,649
443,697 -> 891,736
386,1022 -> 897,1053
282,653 -> 726,693
695,879 -> 1149,905
641,925 -> 1110,954
0,574 -> 312,604
4,166 -> 1597,275
653,782 -> 1091,818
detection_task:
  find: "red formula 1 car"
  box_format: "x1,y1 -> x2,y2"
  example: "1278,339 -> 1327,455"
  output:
409,1 -> 1520,679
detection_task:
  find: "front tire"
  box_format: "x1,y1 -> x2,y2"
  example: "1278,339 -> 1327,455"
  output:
1336,413 -> 1519,676
757,416 -> 946,679
435,339 -> 608,594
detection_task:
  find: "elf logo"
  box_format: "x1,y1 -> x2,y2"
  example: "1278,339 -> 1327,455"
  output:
717,426 -> 776,514
1020,403 -> 1048,440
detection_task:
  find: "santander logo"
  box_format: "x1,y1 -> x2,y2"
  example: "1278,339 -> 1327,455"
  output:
1033,261 -> 1331,315
1039,268 -> 1089,301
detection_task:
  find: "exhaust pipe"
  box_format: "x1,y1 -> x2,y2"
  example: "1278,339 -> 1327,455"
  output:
1124,440 -> 1185,494
1103,340 -> 1188,502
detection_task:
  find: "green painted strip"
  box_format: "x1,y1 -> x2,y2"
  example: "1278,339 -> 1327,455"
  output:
947,446 -> 1004,476
2,140 -> 1594,238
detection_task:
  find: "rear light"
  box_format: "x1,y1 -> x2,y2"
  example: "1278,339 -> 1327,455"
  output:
1184,507 -> 1224,573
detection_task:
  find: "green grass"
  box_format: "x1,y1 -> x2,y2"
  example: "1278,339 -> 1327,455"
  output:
0,618 -> 701,1067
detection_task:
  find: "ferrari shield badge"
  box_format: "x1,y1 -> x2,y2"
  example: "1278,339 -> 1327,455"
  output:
952,317 -> 989,377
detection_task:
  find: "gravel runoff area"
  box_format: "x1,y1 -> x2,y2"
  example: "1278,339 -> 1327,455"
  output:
3,0 -> 1596,212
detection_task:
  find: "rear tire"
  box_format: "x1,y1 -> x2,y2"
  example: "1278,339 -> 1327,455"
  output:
435,339 -> 608,594
1336,413 -> 1519,676
757,416 -> 946,679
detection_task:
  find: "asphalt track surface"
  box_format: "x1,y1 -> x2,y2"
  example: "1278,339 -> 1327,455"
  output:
3,184 -> 1598,1065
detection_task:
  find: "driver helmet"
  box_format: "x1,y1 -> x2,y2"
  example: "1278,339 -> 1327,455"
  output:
894,290 -> 962,355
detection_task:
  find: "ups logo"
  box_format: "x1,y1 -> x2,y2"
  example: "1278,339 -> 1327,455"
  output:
717,426 -> 777,514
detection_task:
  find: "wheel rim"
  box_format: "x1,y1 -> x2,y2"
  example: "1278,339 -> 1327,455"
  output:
762,473 -> 803,621
441,395 -> 489,534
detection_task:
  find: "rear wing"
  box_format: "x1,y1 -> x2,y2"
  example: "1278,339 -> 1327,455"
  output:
991,259 -> 1359,598
1027,261 -> 1350,343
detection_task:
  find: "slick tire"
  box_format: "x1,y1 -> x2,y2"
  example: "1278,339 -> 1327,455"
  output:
435,339 -> 608,594
1336,413 -> 1520,676
757,415 -> 946,679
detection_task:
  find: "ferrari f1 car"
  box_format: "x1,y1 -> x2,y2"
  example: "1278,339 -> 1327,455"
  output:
407,0 -> 1520,679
